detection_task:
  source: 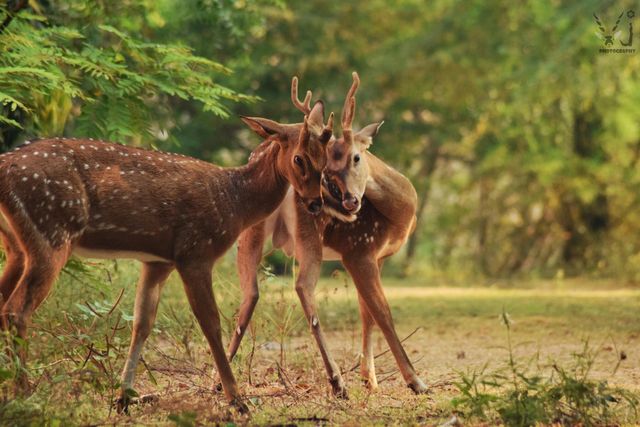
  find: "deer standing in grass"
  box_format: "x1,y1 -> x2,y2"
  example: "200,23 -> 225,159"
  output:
228,73 -> 427,397
0,78 -> 333,414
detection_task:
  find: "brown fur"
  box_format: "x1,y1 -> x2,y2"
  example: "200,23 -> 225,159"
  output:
0,101 -> 329,413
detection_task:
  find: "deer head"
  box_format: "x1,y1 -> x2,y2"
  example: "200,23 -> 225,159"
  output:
241,77 -> 334,214
321,72 -> 383,221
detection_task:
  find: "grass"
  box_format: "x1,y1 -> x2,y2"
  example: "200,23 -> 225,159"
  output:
1,258 -> 639,425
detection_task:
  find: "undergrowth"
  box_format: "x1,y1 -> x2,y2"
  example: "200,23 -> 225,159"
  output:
452,310 -> 639,426
0,258 -> 638,426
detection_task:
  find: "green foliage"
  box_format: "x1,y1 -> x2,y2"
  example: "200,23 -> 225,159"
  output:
0,332 -> 27,393
4,0 -> 639,278
452,312 -> 639,426
172,0 -> 640,279
0,1 -> 250,147
168,410 -> 198,427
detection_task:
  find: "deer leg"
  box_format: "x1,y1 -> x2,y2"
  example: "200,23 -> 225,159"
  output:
177,260 -> 248,414
227,223 -> 265,361
357,257 -> 386,390
357,293 -> 378,390
295,256 -> 348,399
342,255 -> 427,394
1,243 -> 69,392
116,262 -> 174,414
0,231 -> 25,305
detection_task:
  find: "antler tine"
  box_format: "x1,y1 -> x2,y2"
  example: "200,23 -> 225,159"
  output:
320,112 -> 334,143
297,114 -> 311,147
341,71 -> 360,131
342,97 -> 356,135
291,76 -> 313,114
326,111 -> 334,130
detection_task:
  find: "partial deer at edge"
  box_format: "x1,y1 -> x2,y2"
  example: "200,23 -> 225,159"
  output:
0,77 -> 333,414
228,72 -> 427,398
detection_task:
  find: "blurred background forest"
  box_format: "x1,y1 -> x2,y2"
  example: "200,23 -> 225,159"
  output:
2,0 -> 640,282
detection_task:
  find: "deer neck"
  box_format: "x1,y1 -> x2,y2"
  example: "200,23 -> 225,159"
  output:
229,141 -> 290,229
364,152 -> 418,225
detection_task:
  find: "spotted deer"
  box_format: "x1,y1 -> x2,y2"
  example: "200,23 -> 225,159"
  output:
0,78 -> 333,414
228,72 -> 427,398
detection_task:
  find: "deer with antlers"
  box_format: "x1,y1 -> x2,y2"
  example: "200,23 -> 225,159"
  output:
227,72 -> 427,397
0,77 -> 333,414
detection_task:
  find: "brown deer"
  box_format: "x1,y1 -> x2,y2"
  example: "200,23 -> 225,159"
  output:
227,72 -> 427,398
0,78 -> 333,414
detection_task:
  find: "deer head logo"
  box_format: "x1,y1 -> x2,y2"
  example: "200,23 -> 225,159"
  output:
594,10 -> 634,47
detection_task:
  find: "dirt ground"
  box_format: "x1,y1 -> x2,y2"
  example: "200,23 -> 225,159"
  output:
120,286 -> 640,425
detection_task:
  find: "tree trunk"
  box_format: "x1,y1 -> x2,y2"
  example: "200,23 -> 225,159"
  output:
560,110 -> 609,273
402,135 -> 440,275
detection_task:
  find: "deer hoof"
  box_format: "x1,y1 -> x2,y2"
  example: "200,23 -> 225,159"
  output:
363,377 -> 379,391
333,386 -> 349,400
114,396 -> 131,415
231,398 -> 250,415
408,378 -> 429,395
329,378 -> 349,400
213,382 -> 223,393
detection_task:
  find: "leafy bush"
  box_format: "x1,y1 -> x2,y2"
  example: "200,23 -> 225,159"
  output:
0,2 -> 251,147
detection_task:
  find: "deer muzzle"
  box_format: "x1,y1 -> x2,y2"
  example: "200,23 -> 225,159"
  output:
342,194 -> 360,213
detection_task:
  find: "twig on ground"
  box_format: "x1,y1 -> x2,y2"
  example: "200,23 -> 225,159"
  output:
377,355 -> 425,384
346,327 -> 422,374
275,361 -> 301,399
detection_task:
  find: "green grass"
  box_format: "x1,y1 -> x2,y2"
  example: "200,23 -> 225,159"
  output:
1,259 -> 638,425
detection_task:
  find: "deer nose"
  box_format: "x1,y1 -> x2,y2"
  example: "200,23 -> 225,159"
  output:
307,198 -> 323,215
342,194 -> 359,213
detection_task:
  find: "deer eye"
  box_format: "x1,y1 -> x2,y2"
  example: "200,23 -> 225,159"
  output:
294,155 -> 304,168
354,154 -> 360,163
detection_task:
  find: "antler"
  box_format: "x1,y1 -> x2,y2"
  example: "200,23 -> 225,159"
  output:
298,115 -> 311,147
291,76 -> 313,115
341,72 -> 360,137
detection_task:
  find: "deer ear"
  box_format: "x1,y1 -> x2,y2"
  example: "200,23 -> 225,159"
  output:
240,116 -> 285,139
307,100 -> 325,135
354,121 -> 383,149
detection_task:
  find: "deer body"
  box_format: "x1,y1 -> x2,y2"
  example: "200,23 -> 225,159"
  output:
229,153 -> 426,397
0,138 -> 286,261
258,188 -> 341,261
229,73 -> 427,397
229,153 -> 426,396
0,116 -> 326,413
